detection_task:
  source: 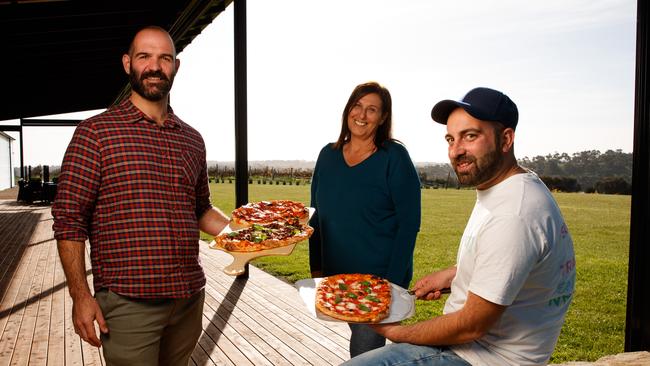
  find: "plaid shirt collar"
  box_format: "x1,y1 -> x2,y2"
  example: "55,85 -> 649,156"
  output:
118,96 -> 182,130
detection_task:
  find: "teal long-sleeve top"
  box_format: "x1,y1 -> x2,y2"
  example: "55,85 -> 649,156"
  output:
309,140 -> 421,289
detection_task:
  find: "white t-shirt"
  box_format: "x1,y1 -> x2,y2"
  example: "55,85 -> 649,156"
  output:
446,172 -> 576,366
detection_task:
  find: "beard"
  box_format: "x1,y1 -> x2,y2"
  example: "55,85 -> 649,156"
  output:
129,67 -> 175,102
452,136 -> 504,187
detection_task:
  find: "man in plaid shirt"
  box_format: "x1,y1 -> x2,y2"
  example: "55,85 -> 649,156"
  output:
52,26 -> 230,365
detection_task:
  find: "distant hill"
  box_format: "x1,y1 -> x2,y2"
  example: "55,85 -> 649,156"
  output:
207,160 -> 316,170
207,160 -> 447,169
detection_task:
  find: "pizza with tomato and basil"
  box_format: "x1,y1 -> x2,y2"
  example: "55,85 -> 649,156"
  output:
315,273 -> 392,323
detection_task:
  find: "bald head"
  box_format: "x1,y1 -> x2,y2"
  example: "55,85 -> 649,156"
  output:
128,26 -> 177,58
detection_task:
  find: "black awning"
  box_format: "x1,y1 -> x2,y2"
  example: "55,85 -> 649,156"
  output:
0,0 -> 231,121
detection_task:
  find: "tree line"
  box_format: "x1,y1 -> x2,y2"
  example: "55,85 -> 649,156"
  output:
23,149 -> 633,195
419,149 -> 633,194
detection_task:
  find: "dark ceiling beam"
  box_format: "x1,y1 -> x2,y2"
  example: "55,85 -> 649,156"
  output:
170,0 -> 230,43
21,119 -> 80,127
0,126 -> 22,132
0,0 -> 230,121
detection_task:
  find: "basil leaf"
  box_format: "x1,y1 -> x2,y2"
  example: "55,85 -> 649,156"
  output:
334,295 -> 342,304
252,232 -> 267,243
338,283 -> 348,290
358,304 -> 370,312
347,292 -> 357,299
366,295 -> 380,303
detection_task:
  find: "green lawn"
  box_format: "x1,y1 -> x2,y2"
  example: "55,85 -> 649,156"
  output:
204,182 -> 630,363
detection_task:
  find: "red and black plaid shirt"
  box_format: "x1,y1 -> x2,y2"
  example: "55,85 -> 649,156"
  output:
52,98 -> 212,298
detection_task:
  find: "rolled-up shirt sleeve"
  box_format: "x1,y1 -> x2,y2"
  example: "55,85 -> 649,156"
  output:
52,121 -> 101,242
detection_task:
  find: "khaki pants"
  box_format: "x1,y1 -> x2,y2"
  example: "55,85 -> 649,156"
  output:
95,289 -> 205,366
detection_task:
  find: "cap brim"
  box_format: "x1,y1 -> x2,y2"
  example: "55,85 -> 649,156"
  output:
431,100 -> 468,124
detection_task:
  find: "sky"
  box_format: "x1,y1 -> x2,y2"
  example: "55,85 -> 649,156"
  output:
5,0 -> 638,166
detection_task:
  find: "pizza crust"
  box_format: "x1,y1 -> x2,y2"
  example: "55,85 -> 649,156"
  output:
315,298 -> 389,323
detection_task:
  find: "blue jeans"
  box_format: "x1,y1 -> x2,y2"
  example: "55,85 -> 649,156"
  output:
349,323 -> 386,357
341,343 -> 471,366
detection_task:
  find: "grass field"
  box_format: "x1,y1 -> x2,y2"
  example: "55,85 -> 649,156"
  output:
204,182 -> 630,363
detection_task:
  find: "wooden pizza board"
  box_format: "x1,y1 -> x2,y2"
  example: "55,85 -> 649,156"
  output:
209,207 -> 314,276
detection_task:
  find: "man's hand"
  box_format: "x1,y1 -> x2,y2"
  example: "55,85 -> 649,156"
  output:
57,240 -> 108,347
198,207 -> 231,236
411,266 -> 457,300
72,293 -> 108,347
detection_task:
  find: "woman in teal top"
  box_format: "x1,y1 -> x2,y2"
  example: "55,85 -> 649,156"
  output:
309,82 -> 421,357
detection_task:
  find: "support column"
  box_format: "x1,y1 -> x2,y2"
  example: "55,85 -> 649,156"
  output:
625,0 -> 650,351
233,0 -> 249,278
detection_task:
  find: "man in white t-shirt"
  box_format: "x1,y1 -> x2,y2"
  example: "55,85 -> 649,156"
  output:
343,87 -> 576,366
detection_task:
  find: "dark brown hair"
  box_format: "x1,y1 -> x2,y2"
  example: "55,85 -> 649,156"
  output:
333,81 -> 393,150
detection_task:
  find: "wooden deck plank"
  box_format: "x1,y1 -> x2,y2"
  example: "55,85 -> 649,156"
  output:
0,209 -> 25,286
202,308 -> 275,366
29,235 -> 57,366
195,333 -> 236,366
0,208 -> 46,336
190,343 -> 215,366
241,278 -> 350,353
203,279 -> 315,366
11,216 -> 51,366
202,290 -> 291,366
248,266 -> 352,342
199,244 -> 351,346
199,260 -> 347,365
200,314 -> 255,366
202,284 -> 313,366
0,216 -> 46,365
48,237 -> 66,366
227,282 -> 347,364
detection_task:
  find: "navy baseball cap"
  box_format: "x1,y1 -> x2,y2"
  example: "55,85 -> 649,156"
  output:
431,87 -> 519,130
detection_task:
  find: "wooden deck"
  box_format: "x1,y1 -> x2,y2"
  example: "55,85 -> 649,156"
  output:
0,200 -> 351,365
